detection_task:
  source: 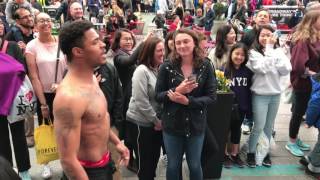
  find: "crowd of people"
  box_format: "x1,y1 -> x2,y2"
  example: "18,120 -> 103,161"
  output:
0,0 -> 320,180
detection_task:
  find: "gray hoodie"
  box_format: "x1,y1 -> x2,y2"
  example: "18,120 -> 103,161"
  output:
5,0 -> 33,25
126,64 -> 160,127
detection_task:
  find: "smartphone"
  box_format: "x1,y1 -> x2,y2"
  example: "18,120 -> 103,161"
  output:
188,74 -> 197,82
273,30 -> 281,39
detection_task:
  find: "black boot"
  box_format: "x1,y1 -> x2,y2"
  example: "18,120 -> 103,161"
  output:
247,153 -> 256,168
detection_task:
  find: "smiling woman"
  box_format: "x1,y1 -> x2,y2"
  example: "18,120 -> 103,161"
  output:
25,12 -> 67,179
111,28 -> 154,172
126,37 -> 165,179
155,28 -> 217,180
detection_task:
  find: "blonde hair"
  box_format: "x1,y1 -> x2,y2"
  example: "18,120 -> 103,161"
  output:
112,4 -> 124,17
292,10 -> 320,44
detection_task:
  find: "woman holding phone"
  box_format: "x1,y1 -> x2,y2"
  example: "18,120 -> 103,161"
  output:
246,25 -> 291,167
155,29 -> 216,180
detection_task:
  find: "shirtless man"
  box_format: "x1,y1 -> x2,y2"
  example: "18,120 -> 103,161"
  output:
53,20 -> 129,179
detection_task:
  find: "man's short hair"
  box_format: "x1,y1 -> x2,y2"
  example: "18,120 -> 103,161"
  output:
59,20 -> 94,62
12,7 -> 30,20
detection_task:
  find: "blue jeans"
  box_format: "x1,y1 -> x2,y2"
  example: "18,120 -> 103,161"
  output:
248,94 -> 280,153
163,132 -> 204,180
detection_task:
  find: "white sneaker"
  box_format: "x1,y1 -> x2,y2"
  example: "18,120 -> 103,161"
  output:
241,124 -> 251,135
41,165 -> 52,179
161,154 -> 168,166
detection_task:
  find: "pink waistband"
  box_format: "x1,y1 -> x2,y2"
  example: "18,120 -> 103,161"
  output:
79,152 -> 110,168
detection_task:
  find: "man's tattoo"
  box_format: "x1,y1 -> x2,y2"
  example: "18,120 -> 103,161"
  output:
55,107 -> 75,149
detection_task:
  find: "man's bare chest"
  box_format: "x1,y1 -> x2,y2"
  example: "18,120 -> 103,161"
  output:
81,87 -> 108,124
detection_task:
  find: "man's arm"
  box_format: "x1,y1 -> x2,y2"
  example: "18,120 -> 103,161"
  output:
53,92 -> 88,180
109,127 -> 130,166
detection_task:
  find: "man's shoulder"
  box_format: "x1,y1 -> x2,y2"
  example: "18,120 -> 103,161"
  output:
55,84 -> 87,104
55,84 -> 89,114
4,30 -> 15,41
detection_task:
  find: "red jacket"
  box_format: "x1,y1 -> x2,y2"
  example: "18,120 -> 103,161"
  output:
290,40 -> 320,92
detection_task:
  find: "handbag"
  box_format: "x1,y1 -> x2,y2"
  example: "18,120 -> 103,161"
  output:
34,117 -> 59,164
7,76 -> 37,124
0,40 -> 36,118
231,18 -> 245,32
230,6 -> 245,32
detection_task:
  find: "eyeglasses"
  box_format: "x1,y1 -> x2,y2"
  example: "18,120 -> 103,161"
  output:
19,14 -> 33,20
121,37 -> 133,42
37,19 -> 52,24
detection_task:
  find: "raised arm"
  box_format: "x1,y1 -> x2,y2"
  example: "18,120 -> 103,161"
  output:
53,93 -> 88,180
114,42 -> 144,67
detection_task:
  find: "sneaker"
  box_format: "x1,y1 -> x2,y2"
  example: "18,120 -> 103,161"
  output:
286,142 -> 304,157
300,156 -> 310,167
305,166 -> 320,179
242,124 -> 251,135
41,165 -> 52,179
272,130 -> 276,138
247,153 -> 256,168
19,171 -> 31,180
161,154 -> 168,166
262,154 -> 272,167
223,154 -> 233,168
231,154 -> 245,168
296,138 -> 311,151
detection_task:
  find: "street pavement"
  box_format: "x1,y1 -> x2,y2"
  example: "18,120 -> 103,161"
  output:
10,13 -> 318,180
24,102 -> 318,180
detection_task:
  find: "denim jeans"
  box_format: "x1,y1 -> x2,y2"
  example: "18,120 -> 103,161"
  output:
248,94 -> 280,153
309,129 -> 320,171
163,132 -> 204,180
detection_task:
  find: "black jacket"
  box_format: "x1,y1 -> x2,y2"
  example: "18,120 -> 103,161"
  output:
55,0 -> 69,21
97,63 -> 123,130
113,43 -> 144,94
4,26 -> 34,45
240,27 -> 258,48
155,59 -> 217,137
230,3 -> 247,25
113,43 -> 144,119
